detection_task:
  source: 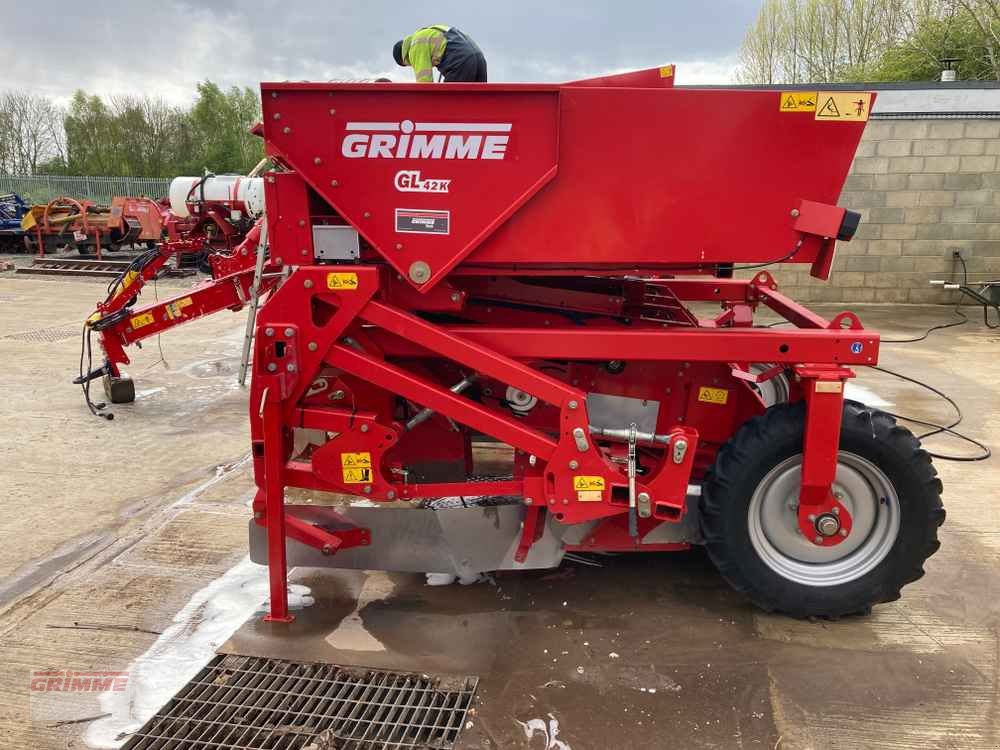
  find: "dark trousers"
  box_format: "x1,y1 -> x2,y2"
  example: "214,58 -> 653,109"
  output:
444,52 -> 488,82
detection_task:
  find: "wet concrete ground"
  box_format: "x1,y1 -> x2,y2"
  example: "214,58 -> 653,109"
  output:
0,261 -> 998,749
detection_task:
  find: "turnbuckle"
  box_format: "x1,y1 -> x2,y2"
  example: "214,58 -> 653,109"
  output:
627,422 -> 638,538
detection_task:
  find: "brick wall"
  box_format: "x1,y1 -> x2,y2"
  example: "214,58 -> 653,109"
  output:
773,118 -> 1000,303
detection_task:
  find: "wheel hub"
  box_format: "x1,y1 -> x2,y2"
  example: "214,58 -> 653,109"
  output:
815,513 -> 841,537
747,452 -> 901,587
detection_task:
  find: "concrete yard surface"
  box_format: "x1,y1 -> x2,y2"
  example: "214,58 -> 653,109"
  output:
0,267 -> 998,749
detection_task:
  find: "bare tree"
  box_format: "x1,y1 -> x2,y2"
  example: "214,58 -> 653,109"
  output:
954,0 -> 1000,77
738,0 -> 911,83
0,91 -> 64,175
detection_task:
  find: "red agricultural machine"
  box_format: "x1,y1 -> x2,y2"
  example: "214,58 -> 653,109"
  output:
76,172 -> 267,402
84,67 -> 944,621
22,196 -> 167,256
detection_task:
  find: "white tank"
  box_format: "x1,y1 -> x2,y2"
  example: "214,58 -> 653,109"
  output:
168,175 -> 265,219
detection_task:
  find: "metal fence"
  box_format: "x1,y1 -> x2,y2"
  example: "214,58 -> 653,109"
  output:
0,175 -> 172,205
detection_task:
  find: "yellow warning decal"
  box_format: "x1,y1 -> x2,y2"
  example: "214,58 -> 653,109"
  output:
573,476 -> 605,491
164,296 -> 193,320
341,453 -> 373,484
815,381 -> 844,394
779,92 -> 817,112
698,386 -> 729,405
342,467 -> 372,484
815,92 -> 872,122
130,312 -> 155,330
659,65 -> 675,78
341,452 -> 372,468
327,272 -> 359,290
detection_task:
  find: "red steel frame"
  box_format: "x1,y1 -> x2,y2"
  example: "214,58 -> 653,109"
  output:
86,67 -> 879,621
247,263 -> 876,620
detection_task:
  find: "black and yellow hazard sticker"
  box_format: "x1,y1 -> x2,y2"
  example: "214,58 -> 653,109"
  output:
341,451 -> 372,484
815,92 -> 872,122
573,475 -> 605,502
130,312 -> 154,329
573,476 -> 605,491
327,272 -> 358,290
164,296 -> 193,320
697,386 -> 729,405
779,92 -> 817,112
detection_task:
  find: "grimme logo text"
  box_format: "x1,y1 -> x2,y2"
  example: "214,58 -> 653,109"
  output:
30,670 -> 129,693
343,120 -> 511,160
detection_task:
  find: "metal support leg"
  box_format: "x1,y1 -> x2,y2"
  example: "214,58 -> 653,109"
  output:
261,394 -> 293,623
797,369 -> 853,547
515,506 -> 545,563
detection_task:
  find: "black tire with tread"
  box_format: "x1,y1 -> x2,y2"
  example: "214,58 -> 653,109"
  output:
700,399 -> 944,618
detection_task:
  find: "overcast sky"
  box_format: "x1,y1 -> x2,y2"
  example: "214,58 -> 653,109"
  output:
5,1 -> 759,104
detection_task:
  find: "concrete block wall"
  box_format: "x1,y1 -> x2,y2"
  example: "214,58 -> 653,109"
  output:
773,118 -> 1000,303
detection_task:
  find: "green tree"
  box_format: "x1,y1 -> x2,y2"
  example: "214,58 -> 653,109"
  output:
866,1 -> 1000,80
64,91 -> 115,175
185,82 -> 263,174
739,0 -> 1000,82
60,82 -> 263,178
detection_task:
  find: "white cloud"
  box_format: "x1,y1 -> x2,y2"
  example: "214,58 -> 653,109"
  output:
3,1 -> 755,103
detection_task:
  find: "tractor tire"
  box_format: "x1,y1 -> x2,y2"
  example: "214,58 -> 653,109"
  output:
700,400 -> 944,618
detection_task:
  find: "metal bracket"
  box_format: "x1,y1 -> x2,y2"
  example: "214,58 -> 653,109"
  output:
796,366 -> 855,547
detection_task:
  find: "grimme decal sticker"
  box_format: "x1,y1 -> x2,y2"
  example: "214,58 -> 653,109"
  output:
395,208 -> 450,235
394,170 -> 451,193
342,119 -> 511,160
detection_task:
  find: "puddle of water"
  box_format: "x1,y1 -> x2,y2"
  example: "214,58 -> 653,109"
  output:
324,571 -> 394,652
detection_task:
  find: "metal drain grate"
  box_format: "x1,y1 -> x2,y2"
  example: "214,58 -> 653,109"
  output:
122,654 -> 479,750
3,324 -> 80,343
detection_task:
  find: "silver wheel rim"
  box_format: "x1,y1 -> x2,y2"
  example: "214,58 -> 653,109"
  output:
747,452 -> 901,587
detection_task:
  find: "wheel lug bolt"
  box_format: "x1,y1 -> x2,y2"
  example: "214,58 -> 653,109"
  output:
840,529 -> 848,537
807,514 -> 816,522
814,536 -> 823,544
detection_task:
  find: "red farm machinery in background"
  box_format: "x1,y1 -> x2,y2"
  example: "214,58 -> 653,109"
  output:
22,195 -> 167,256
84,67 -> 944,621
